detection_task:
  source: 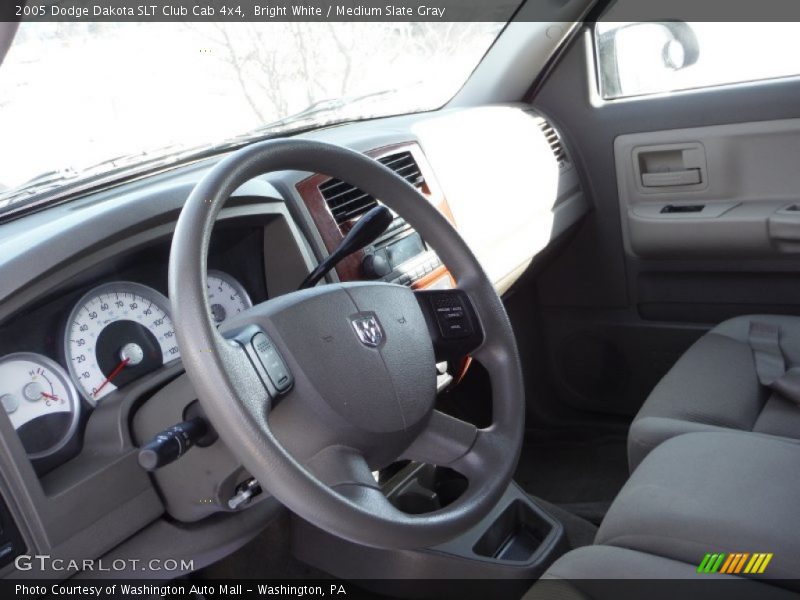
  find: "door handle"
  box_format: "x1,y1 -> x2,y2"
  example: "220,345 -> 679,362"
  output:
642,168 -> 701,187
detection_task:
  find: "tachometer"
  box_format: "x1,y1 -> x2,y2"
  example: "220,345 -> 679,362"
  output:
207,270 -> 252,324
64,282 -> 180,405
0,353 -> 80,459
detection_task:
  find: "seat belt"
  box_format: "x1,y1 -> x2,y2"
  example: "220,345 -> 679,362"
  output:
748,322 -> 785,386
748,321 -> 800,406
769,368 -> 800,405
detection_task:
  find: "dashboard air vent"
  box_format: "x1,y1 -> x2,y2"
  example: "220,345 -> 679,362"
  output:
537,120 -> 568,167
319,151 -> 425,225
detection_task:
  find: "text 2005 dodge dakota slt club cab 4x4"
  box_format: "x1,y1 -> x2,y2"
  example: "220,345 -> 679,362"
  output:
0,1 -> 799,598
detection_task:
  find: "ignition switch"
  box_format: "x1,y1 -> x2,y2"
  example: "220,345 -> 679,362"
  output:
228,478 -> 262,510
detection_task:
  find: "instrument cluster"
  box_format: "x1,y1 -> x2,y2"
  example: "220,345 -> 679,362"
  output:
0,270 -> 253,464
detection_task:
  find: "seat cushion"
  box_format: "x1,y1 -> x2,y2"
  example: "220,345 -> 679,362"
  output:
544,545 -> 719,579
524,546 -> 798,600
597,431 -> 800,587
629,314 -> 800,470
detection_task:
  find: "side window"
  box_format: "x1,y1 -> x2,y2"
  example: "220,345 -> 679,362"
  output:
596,22 -> 800,100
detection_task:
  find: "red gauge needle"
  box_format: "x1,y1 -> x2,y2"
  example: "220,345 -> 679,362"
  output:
93,357 -> 130,398
40,392 -> 59,401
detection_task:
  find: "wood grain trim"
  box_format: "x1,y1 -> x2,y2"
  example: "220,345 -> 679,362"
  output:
295,141 -> 457,286
410,266 -> 453,290
295,172 -> 363,282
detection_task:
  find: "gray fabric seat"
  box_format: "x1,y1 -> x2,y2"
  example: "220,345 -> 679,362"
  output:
526,431 -> 800,599
598,431 -> 800,586
629,314 -> 800,470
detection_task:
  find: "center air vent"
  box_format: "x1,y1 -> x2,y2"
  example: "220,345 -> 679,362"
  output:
319,150 -> 425,225
537,119 -> 569,168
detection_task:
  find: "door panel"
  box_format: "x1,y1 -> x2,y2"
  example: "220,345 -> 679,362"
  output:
522,29 -> 800,421
616,120 -> 800,259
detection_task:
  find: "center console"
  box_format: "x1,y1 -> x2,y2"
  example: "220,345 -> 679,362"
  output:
291,462 -> 566,593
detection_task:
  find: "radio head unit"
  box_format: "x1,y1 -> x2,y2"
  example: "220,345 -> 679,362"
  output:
360,217 -> 442,285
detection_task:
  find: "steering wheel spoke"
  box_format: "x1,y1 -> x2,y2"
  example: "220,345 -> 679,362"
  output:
310,447 -> 401,519
294,443 -> 402,519
414,288 -> 484,362
220,323 -> 295,403
402,409 -> 477,467
306,445 -> 380,490
402,410 -> 510,490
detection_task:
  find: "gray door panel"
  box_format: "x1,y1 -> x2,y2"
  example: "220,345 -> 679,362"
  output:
523,30 -> 800,420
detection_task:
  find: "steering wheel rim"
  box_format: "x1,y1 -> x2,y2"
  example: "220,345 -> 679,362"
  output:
169,138 -> 524,549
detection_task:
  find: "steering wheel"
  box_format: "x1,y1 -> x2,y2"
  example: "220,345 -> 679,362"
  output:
169,139 -> 524,549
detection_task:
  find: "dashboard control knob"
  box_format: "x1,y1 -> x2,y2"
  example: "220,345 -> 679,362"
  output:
119,342 -> 144,366
0,394 -> 19,414
362,253 -> 391,279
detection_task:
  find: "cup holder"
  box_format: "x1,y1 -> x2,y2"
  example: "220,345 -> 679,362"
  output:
386,464 -> 468,515
472,500 -> 552,562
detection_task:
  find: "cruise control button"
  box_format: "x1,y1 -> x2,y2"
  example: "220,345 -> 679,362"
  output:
251,333 -> 293,392
431,295 -> 472,339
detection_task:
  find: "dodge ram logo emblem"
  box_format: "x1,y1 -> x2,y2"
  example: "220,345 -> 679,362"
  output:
351,315 -> 383,347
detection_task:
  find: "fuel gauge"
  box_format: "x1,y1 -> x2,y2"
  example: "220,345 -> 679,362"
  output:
0,353 -> 80,459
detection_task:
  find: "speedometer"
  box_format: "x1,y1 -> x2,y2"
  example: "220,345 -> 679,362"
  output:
64,282 -> 180,405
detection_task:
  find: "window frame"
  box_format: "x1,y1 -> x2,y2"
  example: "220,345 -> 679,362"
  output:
591,21 -> 800,103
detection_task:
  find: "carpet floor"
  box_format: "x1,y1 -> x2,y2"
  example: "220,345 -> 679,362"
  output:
515,429 -> 630,526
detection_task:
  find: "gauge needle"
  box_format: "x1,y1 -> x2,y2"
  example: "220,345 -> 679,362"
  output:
93,357 -> 130,398
40,392 -> 59,401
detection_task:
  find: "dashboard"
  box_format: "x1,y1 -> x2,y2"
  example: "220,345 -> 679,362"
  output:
0,225 -> 267,473
0,104 -> 586,577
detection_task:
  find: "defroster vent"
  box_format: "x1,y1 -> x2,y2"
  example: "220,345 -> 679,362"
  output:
537,119 -> 569,168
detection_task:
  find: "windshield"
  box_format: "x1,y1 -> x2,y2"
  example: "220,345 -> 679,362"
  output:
0,22 -> 504,212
